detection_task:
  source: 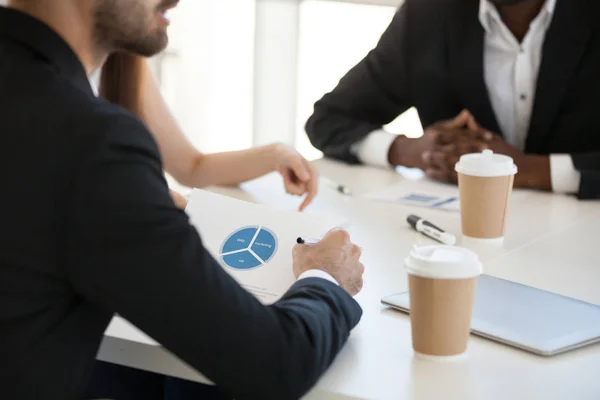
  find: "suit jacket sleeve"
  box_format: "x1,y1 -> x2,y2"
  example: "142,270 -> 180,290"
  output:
571,152 -> 600,199
66,114 -> 363,400
305,4 -> 414,163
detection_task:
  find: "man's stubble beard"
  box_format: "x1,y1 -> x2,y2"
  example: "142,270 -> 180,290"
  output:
93,0 -> 168,58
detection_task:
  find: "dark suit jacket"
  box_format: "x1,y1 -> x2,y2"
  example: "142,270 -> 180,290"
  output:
306,0 -> 600,199
0,7 -> 361,400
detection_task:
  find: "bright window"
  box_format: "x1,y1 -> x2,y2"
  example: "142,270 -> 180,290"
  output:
158,0 -> 422,160
295,0 -> 423,160
158,0 -> 256,153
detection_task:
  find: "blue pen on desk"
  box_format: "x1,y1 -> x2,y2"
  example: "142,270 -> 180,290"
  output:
431,197 -> 458,209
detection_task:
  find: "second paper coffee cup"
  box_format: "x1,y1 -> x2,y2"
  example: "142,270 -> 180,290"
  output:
405,245 -> 482,360
455,150 -> 517,243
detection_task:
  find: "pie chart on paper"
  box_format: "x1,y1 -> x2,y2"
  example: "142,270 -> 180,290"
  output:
219,226 -> 278,270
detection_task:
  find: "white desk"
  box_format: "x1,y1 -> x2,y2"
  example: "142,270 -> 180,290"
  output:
100,159 -> 600,400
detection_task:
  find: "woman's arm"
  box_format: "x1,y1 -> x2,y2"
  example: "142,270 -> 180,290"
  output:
139,65 -> 261,187
139,62 -> 318,209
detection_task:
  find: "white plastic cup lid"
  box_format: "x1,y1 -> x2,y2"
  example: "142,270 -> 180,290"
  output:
454,150 -> 517,177
404,245 -> 482,279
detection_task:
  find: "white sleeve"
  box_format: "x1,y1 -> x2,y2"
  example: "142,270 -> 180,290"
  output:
549,154 -> 581,194
351,130 -> 398,168
297,270 -> 339,286
88,67 -> 101,97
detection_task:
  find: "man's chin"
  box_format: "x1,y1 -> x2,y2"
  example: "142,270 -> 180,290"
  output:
122,35 -> 169,58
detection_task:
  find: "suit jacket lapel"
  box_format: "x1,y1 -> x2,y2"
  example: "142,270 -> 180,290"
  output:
526,0 -> 592,153
449,0 -> 501,136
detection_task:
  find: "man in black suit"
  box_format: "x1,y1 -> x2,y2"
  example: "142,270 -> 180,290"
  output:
306,0 -> 600,199
0,1 -> 364,399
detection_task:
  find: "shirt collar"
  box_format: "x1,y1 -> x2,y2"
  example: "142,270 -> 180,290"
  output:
479,0 -> 557,34
0,6 -> 94,97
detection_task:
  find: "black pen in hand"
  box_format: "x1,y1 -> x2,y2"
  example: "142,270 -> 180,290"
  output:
296,237 -> 319,245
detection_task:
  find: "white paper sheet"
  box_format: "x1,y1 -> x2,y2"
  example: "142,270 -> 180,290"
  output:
185,189 -> 346,304
364,179 -> 460,212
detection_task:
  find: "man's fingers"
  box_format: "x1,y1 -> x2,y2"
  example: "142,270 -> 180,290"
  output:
465,112 -> 480,132
455,140 -> 488,154
441,109 -> 473,129
430,151 -> 447,168
433,110 -> 495,147
425,167 -> 447,182
434,143 -> 456,153
357,262 -> 365,275
447,153 -> 460,169
422,150 -> 432,165
460,114 -> 493,142
353,263 -> 365,294
292,243 -> 305,257
423,151 -> 448,169
434,129 -> 461,145
425,165 -> 456,183
465,128 -> 494,142
454,109 -> 473,127
482,130 -> 495,141
434,127 -> 481,146
351,244 -> 362,259
321,228 -> 351,246
431,132 -> 490,157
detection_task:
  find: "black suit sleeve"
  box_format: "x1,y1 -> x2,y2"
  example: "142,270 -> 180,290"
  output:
65,115 -> 362,400
305,4 -> 414,163
571,152 -> 600,199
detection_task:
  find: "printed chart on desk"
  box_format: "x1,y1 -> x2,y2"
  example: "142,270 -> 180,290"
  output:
220,226 -> 278,270
365,179 -> 460,212
185,189 -> 345,304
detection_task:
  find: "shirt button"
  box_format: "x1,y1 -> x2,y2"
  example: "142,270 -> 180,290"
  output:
520,47 -> 525,53
520,94 -> 527,101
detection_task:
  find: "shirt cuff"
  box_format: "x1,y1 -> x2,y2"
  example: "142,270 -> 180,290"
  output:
297,270 -> 339,286
549,154 -> 581,194
352,130 -> 398,168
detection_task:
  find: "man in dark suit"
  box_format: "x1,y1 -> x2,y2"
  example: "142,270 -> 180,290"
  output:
306,0 -> 600,199
0,1 -> 364,399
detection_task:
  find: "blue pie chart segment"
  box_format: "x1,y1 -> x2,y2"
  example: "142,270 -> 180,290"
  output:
251,228 -> 277,263
222,250 -> 262,270
221,226 -> 258,254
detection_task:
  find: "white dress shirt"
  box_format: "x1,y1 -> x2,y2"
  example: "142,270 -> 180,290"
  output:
89,68 -> 100,96
355,0 -> 580,194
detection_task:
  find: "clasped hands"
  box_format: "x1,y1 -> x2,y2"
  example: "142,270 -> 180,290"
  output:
388,109 -> 552,189
419,110 -> 524,184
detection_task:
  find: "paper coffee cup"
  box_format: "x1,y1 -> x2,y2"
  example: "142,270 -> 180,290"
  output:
455,150 -> 517,243
405,245 -> 482,360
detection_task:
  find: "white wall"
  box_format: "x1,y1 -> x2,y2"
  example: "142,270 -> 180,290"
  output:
295,0 -> 422,159
252,0 -> 300,147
